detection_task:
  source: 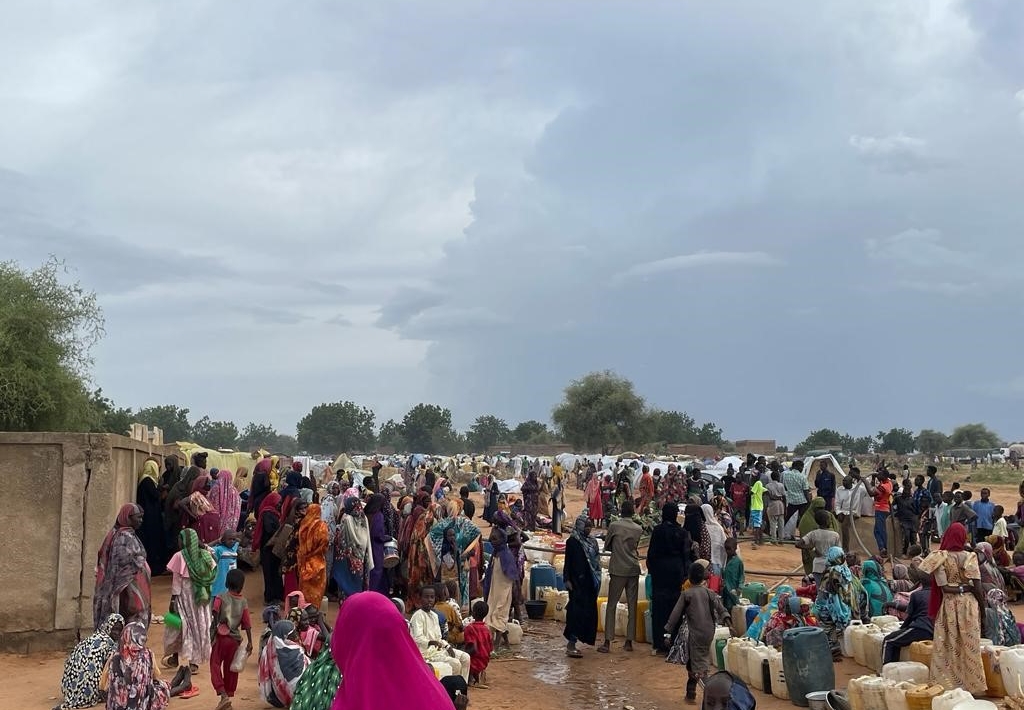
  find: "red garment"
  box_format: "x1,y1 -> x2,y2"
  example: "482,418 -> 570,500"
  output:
463,621 -> 493,675
730,482 -> 750,512
252,492 -> 282,549
928,522 -> 967,619
211,634 -> 241,696
637,473 -> 655,511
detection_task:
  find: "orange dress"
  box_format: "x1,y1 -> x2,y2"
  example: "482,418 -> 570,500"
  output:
298,504 -> 329,608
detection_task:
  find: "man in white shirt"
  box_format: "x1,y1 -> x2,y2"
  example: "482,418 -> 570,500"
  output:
409,586 -> 471,682
834,474 -> 866,552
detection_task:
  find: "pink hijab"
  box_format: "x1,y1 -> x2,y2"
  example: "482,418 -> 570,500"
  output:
330,592 -> 451,710
209,469 -> 242,535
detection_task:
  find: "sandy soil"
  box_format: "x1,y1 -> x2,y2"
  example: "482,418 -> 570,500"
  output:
2,478 -> 1020,710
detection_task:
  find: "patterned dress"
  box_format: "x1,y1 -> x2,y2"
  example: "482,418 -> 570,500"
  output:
58,614 -> 123,709
919,550 -> 985,693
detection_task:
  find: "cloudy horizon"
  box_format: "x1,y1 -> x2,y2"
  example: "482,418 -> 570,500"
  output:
4,1 -> 1024,446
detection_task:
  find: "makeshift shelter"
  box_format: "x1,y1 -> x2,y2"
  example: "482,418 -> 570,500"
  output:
175,443 -> 268,491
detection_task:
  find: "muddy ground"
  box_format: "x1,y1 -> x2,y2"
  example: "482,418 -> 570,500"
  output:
2,478 -> 1020,710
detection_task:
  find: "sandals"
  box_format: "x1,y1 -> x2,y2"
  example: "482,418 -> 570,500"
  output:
179,686 -> 200,700
566,649 -> 583,659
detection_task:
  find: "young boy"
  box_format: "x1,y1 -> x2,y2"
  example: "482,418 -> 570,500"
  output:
211,530 -> 240,598
796,510 -> 841,587
749,477 -> 765,548
210,569 -> 253,710
435,581 -> 465,645
729,477 -> 750,533
462,600 -> 493,688
974,488 -> 995,541
409,585 -> 471,682
765,471 -> 786,544
722,538 -> 745,611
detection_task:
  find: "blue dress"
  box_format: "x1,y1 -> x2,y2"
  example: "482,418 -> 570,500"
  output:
211,542 -> 239,598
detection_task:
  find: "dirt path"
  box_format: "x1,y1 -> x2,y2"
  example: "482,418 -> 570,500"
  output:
3,476 -> 1020,710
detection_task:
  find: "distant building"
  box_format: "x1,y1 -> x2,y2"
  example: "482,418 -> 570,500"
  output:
735,439 -> 777,456
666,444 -> 723,459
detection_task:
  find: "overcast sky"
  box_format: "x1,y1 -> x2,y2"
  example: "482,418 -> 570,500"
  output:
4,1 -> 1024,445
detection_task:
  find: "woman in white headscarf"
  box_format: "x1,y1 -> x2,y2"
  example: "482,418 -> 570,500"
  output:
702,503 -> 727,576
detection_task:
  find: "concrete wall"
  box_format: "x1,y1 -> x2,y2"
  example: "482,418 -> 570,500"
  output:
0,433 -> 175,653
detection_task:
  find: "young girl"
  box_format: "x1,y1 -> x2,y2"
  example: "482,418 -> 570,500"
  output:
211,531 -> 240,598
164,528 -> 216,698
463,600 -> 493,688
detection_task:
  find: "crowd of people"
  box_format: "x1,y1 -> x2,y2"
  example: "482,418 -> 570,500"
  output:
54,449 -> 1024,710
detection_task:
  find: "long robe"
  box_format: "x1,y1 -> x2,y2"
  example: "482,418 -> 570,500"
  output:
562,535 -> 599,646
646,520 -> 691,652
136,477 -> 168,576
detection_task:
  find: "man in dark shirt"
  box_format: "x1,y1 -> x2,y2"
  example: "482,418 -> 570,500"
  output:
882,587 -> 933,664
815,461 -> 838,511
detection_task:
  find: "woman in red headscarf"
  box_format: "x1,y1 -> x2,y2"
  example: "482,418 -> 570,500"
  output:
94,503 -> 151,629
918,522 -> 985,693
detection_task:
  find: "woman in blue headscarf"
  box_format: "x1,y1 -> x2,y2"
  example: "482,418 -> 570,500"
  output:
563,513 -> 601,658
428,516 -> 481,608
814,546 -> 864,659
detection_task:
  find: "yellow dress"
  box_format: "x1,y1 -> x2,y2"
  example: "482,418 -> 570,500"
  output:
918,550 -> 985,693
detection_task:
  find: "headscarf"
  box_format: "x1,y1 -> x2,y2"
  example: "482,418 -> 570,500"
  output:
662,501 -> 679,524
861,559 -> 893,615
482,527 -> 517,599
139,460 -> 160,485
105,622 -> 168,710
976,541 -> 1005,591
890,563 -> 915,593
683,503 -> 711,561
209,468 -> 242,535
570,513 -> 601,591
178,528 -> 216,605
986,588 -> 1021,646
928,522 -> 968,618
798,497 -> 839,536
298,504 -> 329,576
183,490 -> 214,518
259,620 -> 310,708
252,492 -> 282,549
58,613 -> 124,710
330,592 -> 452,710
93,504 -> 148,629
814,546 -> 854,627
336,499 -> 371,576
702,503 -> 727,567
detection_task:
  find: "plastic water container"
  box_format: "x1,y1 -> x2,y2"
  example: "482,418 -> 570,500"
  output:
638,574 -> 648,601
599,571 -> 610,597
541,587 -> 560,619
933,688 -> 975,710
871,614 -> 899,627
861,677 -> 893,710
949,702 -> 996,710
909,640 -> 933,668
635,600 -> 649,642
731,599 -> 751,636
645,573 -> 653,602
599,602 -> 628,637
1000,647 -> 1024,698
715,637 -> 729,670
529,564 -> 557,600
842,619 -> 864,657
847,675 -> 874,710
748,645 -> 772,691
905,685 -> 943,710
726,638 -> 753,677
744,605 -> 760,630
552,590 -> 570,623
555,573 -> 565,591
768,647 -> 789,701
742,582 -> 768,605
507,619 -> 523,645
884,680 -> 920,710
852,623 -> 880,667
982,645 -> 1008,698
864,631 -> 885,672
782,627 -> 835,707
733,641 -> 754,684
882,662 -> 930,684
596,596 -> 607,632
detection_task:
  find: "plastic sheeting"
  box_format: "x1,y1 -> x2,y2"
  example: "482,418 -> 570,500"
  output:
174,442 -> 267,490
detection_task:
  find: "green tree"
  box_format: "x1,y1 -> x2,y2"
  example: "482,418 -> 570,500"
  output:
793,428 -> 845,456
377,419 -> 406,450
511,420 -> 552,442
88,388 -> 134,435
237,422 -> 279,451
268,434 -> 299,453
643,409 -> 697,443
467,415 -> 511,452
915,429 -> 950,456
297,401 -> 376,453
191,416 -> 239,449
402,404 -> 456,453
948,423 -> 1001,450
876,427 -> 916,454
136,405 -> 193,443
0,258 -> 104,431
842,435 -> 875,456
552,371 -> 646,453
695,421 -> 726,447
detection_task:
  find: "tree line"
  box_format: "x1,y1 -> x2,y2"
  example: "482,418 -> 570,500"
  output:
1,258 -> 1011,457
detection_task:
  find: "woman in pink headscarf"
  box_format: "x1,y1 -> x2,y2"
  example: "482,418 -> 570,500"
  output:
209,468 -> 242,536
330,592 -> 452,710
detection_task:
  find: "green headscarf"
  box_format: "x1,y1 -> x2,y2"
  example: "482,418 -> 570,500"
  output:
179,528 -> 216,605
860,559 -> 893,616
798,497 -> 840,574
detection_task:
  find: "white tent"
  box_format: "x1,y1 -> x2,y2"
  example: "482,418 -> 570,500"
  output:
708,455 -> 744,472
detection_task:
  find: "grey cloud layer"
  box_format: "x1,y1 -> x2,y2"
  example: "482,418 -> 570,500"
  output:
3,1 -> 1024,442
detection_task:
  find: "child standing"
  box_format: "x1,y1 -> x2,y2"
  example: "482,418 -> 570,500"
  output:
666,564 -> 730,704
730,477 -> 750,533
211,531 -> 240,598
722,538 -> 745,611
749,477 -> 765,548
765,472 -> 786,544
210,569 -> 253,710
463,601 -> 493,688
